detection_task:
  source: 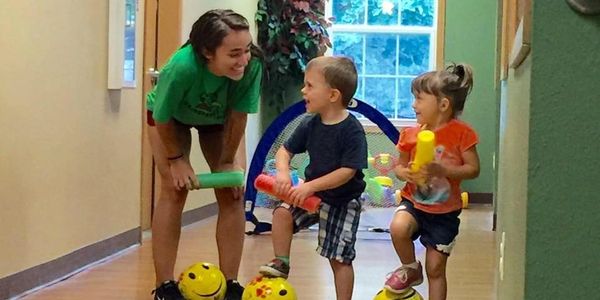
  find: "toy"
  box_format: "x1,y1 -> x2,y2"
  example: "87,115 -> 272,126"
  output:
364,176 -> 384,204
178,262 -> 226,300
461,191 -> 469,208
374,176 -> 393,187
411,130 -> 435,186
372,153 -> 398,176
362,152 -> 402,206
254,174 -> 321,213
196,171 -> 244,188
242,275 -> 297,300
373,288 -> 423,300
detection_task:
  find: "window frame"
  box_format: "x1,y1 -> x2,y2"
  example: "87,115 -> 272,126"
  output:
325,0 -> 446,128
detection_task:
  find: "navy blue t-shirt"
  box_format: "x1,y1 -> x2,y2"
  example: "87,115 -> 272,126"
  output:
284,113 -> 367,206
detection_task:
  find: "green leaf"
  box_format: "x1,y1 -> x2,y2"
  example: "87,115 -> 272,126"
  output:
257,0 -> 329,109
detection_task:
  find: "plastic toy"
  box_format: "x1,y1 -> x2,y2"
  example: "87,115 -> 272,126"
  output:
254,174 -> 321,213
196,171 -> 244,189
461,191 -> 469,208
411,130 -> 435,186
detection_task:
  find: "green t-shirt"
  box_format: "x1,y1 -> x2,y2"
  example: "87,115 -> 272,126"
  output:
146,44 -> 262,125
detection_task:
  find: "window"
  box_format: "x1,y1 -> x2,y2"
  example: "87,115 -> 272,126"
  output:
107,0 -> 138,89
327,0 -> 439,123
123,0 -> 137,86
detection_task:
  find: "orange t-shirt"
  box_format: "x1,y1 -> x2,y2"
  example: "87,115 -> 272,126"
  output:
397,119 -> 478,214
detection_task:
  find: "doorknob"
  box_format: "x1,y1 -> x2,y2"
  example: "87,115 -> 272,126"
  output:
147,68 -> 160,86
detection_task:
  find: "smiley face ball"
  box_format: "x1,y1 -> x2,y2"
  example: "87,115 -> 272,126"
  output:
178,262 -> 226,300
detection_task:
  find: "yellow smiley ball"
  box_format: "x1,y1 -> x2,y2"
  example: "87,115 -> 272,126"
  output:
178,262 -> 227,300
373,288 -> 423,300
242,276 -> 297,300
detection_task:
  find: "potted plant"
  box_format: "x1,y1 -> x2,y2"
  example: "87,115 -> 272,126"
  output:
256,0 -> 331,131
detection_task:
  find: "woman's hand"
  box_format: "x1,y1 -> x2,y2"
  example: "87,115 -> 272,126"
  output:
215,161 -> 245,200
169,158 -> 200,191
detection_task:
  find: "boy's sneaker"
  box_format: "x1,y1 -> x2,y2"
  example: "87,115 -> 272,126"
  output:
224,279 -> 245,300
152,280 -> 184,300
258,258 -> 290,278
384,262 -> 424,293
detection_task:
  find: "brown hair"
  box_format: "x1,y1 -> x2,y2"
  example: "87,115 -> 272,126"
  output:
307,56 -> 358,107
411,63 -> 474,117
184,9 -> 262,61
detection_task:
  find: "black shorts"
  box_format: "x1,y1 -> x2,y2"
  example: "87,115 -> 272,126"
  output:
396,198 -> 461,255
146,110 -> 224,133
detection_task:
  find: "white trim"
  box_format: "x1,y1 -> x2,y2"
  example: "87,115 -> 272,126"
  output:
107,0 -> 126,90
122,81 -> 137,89
432,0 -> 439,69
332,24 -> 435,34
359,117 -> 417,128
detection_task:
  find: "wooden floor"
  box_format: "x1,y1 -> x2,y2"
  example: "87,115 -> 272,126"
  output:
18,205 -> 496,300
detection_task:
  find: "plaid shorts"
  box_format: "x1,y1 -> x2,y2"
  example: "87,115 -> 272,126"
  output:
278,198 -> 361,264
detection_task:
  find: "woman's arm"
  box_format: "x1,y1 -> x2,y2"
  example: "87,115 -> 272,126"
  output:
218,110 -> 247,168
155,120 -> 200,190
155,120 -> 184,158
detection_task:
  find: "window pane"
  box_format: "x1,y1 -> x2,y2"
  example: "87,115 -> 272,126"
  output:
368,0 -> 399,25
399,34 -> 430,75
364,77 -> 396,118
355,76 -> 365,99
333,0 -> 365,25
333,33 -> 364,73
400,0 -> 434,26
123,0 -> 136,83
398,77 -> 416,118
365,34 -> 397,75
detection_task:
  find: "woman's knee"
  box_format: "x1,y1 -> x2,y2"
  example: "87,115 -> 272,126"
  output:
157,183 -> 188,204
155,170 -> 188,202
215,189 -> 244,208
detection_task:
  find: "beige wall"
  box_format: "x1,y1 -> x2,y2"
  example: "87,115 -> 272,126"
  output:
180,0 -> 260,211
0,0 -> 144,277
496,56 -> 531,300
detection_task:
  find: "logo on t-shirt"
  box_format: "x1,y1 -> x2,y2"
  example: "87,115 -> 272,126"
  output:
192,93 -> 224,119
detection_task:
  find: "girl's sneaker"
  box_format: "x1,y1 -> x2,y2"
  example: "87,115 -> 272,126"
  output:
384,262 -> 424,293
